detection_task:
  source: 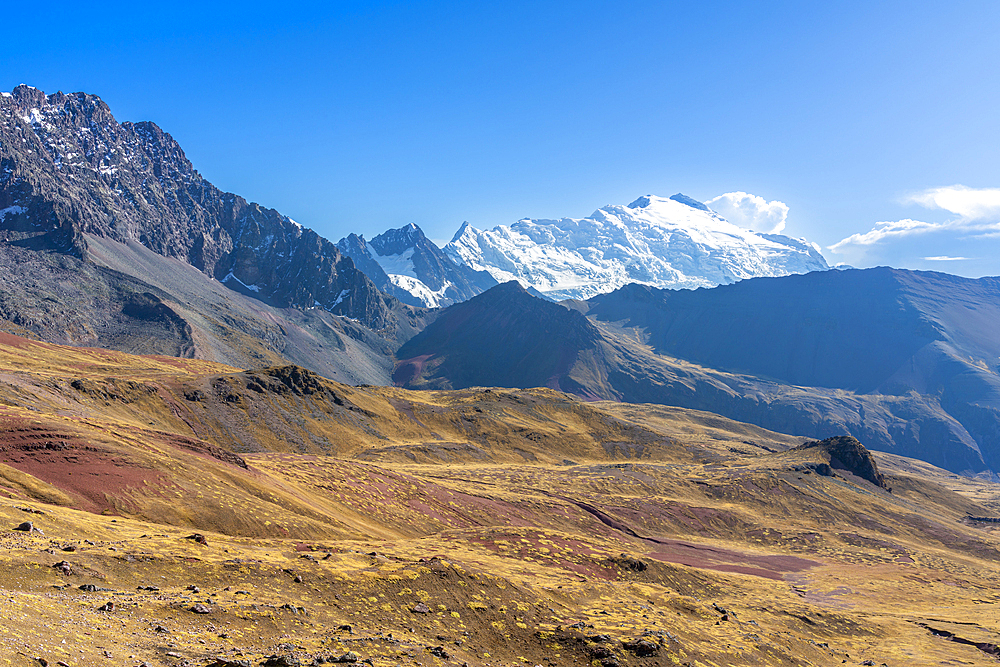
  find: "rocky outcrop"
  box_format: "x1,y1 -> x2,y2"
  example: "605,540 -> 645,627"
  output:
0,85 -> 409,332
795,436 -> 889,489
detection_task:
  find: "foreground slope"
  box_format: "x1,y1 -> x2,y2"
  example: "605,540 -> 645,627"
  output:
4,333 -> 1000,665
396,271 -> 1000,475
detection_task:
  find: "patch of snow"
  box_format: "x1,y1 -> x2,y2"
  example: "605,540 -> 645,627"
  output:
386,274 -> 452,308
330,289 -> 350,308
370,247 -> 417,279
221,272 -> 261,293
1,92 -> 11,98
0,205 -> 25,222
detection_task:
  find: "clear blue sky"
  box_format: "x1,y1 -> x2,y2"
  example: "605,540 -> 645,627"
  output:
5,1 -> 1000,276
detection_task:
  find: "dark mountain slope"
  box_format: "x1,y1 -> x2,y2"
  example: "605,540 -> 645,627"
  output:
584,268 -> 1000,393
0,85 -> 411,334
394,270 -> 1000,474
394,281 -> 605,391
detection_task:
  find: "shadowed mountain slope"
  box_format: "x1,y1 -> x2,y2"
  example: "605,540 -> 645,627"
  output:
393,281 -> 605,392
395,271 -> 1000,475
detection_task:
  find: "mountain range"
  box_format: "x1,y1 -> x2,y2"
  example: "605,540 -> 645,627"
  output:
3,84 -> 999,478
396,270 -> 1000,476
442,193 -> 831,300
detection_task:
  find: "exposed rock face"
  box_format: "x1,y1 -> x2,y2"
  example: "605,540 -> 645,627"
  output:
795,436 -> 888,489
0,85 -> 405,332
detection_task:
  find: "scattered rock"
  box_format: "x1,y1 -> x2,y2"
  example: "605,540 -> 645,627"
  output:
588,646 -> 614,659
186,533 -> 208,545
13,521 -> 43,535
52,560 -> 73,575
137,585 -> 160,591
337,624 -> 353,634
262,656 -> 300,667
205,660 -> 251,667
293,574 -> 303,583
187,584 -> 201,593
96,601 -> 114,612
330,652 -> 359,663
429,647 -> 449,659
623,638 -> 659,657
60,545 -> 76,552
411,602 -> 431,614
79,584 -> 113,592
190,603 -> 212,614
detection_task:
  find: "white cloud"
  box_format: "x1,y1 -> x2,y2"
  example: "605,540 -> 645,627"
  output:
707,191 -> 789,234
830,185 -> 1000,252
907,185 -> 1000,220
923,255 -> 971,261
828,218 -> 939,251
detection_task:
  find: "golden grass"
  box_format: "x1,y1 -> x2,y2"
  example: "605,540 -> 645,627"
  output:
1,333 -> 1000,665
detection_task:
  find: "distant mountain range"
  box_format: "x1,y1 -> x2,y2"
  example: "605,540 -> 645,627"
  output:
334,192 -> 831,307
4,84 -> 999,477
442,193 -> 830,300
396,269 -> 1000,476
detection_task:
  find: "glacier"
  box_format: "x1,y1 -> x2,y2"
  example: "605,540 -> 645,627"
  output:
444,193 -> 830,300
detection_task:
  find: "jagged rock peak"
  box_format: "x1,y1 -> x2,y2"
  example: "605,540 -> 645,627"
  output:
0,85 -> 408,333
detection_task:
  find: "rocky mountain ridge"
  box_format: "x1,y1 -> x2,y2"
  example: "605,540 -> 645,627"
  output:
0,84 -> 409,333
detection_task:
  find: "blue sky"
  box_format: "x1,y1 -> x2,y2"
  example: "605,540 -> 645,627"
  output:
4,1 -> 1000,276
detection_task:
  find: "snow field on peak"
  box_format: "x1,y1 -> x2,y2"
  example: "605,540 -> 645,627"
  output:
444,194 -> 830,301
369,246 -> 454,308
388,274 -> 454,308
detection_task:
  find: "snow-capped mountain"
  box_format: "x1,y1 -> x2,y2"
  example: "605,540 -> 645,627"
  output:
444,193 -> 830,300
337,223 -> 497,308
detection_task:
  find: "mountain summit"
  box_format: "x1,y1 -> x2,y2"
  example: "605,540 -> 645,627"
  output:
444,193 -> 830,300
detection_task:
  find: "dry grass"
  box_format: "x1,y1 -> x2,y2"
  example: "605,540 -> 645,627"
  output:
1,334 -> 1000,666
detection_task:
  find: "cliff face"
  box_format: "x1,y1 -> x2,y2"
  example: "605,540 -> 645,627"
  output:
0,85 -> 406,332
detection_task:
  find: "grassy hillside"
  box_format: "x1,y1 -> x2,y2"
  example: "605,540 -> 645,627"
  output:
2,333 -> 1000,665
